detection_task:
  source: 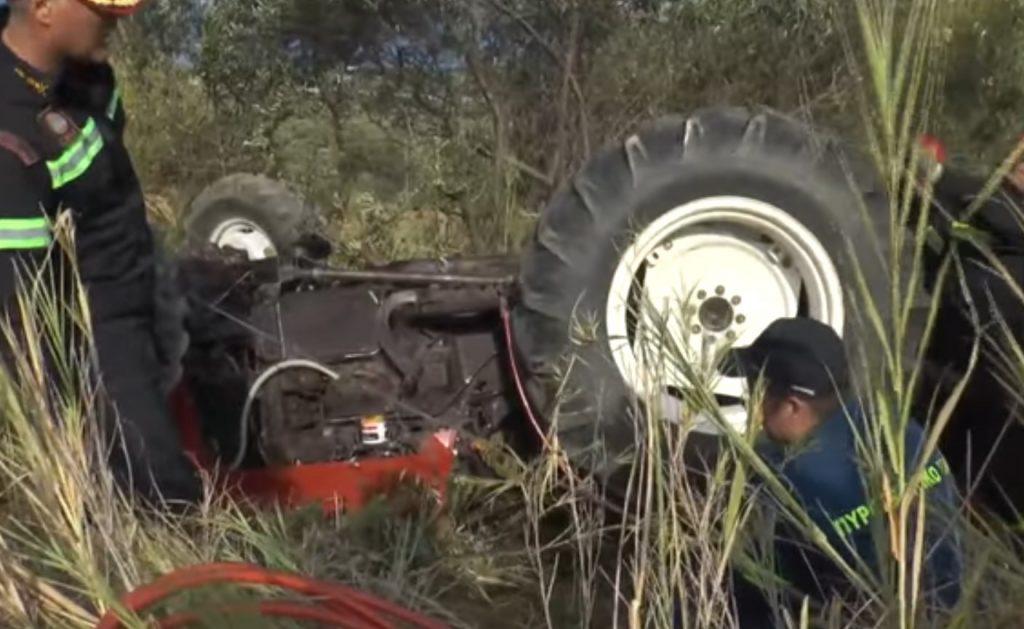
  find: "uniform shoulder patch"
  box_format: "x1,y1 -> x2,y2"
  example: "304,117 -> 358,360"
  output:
0,131 -> 40,166
37,108 -> 82,148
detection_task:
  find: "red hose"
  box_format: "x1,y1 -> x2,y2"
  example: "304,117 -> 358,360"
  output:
95,562 -> 448,629
156,600 -> 373,629
499,297 -> 549,445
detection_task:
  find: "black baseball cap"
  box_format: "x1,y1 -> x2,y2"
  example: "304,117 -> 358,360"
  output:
723,318 -> 848,398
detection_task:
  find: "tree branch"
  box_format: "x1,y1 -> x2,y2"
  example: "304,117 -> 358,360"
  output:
474,145 -> 554,187
487,0 -> 591,163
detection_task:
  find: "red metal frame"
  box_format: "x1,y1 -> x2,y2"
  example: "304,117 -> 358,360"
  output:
168,385 -> 457,513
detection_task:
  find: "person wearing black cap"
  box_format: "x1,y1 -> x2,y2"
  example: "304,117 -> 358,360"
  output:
726,318 -> 963,622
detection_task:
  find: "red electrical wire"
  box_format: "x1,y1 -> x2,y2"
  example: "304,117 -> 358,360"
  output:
95,562 -> 448,629
499,297 -> 549,445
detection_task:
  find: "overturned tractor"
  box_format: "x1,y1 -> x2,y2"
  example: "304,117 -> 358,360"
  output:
171,106 -> 1024,521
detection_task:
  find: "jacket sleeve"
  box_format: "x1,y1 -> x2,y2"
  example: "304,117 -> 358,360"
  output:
0,150 -> 59,315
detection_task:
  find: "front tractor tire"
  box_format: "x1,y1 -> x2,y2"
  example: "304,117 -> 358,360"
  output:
185,173 -> 323,261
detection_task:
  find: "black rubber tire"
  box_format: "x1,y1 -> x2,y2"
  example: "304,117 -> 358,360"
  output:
512,106 -> 897,481
184,173 -> 319,257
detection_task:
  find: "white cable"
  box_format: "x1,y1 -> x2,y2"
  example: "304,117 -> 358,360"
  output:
229,359 -> 340,470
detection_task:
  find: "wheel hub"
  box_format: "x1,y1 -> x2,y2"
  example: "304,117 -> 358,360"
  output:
606,196 -> 845,434
698,296 -> 734,332
210,218 -> 277,261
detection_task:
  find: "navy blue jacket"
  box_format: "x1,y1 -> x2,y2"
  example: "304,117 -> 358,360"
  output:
756,402 -> 963,608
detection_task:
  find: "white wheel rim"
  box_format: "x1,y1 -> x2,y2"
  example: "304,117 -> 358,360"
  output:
209,218 -> 277,261
606,196 -> 844,434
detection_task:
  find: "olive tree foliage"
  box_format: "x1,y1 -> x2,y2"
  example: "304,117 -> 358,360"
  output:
358,0 -> 849,199
119,0 -> 864,251
196,1 -> 426,204
114,0 -> 265,220
939,0 -> 1024,166
116,0 -> 204,65
119,0 -> 1024,252
341,2 -> 844,210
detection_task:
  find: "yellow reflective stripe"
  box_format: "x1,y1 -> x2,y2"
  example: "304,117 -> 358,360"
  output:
48,119 -> 98,171
0,218 -> 48,231
0,218 -> 51,251
46,118 -> 104,189
0,235 -> 51,251
106,85 -> 121,120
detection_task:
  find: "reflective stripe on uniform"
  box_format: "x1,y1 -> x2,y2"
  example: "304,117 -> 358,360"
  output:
0,218 -> 51,250
46,118 -> 104,190
106,86 -> 121,121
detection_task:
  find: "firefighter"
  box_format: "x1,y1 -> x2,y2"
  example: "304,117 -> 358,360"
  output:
726,318 -> 963,624
0,0 -> 201,505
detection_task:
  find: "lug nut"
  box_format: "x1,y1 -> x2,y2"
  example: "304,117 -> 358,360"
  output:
691,325 -> 702,334
726,330 -> 737,340
736,314 -> 746,324
731,296 -> 742,306
697,290 -> 707,300
715,285 -> 726,295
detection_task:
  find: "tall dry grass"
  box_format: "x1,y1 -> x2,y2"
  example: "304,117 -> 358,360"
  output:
8,2 -> 1024,628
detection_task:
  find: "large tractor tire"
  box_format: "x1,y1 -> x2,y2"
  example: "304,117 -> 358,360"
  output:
512,106 -> 898,482
185,173 -> 323,261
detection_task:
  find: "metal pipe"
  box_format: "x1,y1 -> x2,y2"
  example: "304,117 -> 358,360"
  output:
288,267 -> 516,287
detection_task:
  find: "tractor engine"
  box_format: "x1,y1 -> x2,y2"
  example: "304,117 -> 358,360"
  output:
181,257 -> 515,467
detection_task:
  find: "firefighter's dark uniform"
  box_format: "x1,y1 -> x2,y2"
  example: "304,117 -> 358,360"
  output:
721,405 -> 963,629
0,8 -> 200,504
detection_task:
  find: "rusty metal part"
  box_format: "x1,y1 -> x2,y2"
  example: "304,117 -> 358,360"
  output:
284,255 -> 519,287
403,287 -> 503,318
288,266 -> 515,287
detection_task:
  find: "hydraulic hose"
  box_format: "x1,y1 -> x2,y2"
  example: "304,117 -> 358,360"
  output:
95,561 -> 447,629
